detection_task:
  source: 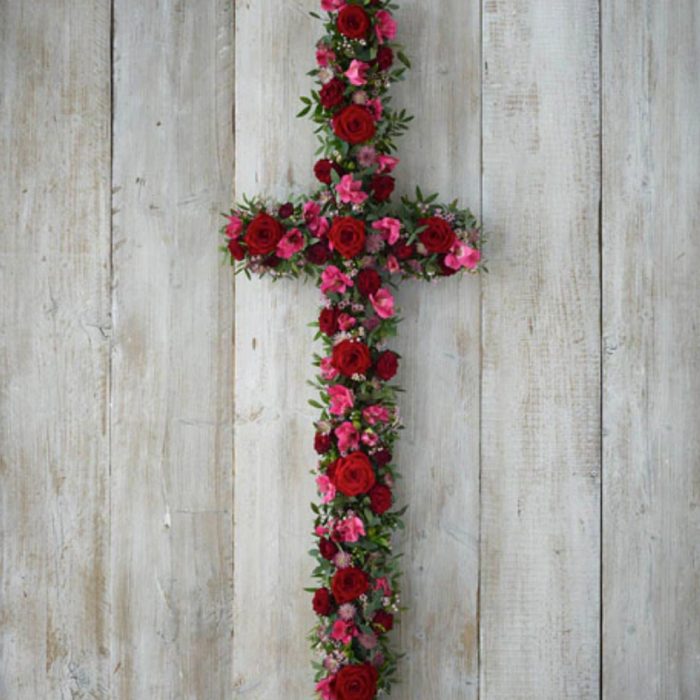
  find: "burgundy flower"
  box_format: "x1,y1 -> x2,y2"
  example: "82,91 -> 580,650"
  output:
371,175 -> 395,202
319,538 -> 339,561
313,587 -> 334,616
314,432 -> 332,454
356,269 -> 381,298
319,307 -> 340,335
278,202 -> 294,219
306,242 -> 331,265
369,484 -> 393,515
377,46 -> 394,71
375,351 -> 399,381
320,78 -> 346,110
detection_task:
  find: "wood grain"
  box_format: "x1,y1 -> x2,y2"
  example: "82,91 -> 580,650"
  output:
391,1 -> 481,697
110,1 -> 235,697
480,0 -> 601,697
601,1 -> 700,697
0,1 -> 112,697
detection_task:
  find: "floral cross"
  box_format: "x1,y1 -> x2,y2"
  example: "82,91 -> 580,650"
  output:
221,2 -> 483,698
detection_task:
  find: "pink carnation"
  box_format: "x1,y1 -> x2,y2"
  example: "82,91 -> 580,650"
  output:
321,265 -> 354,295
363,404 -> 390,425
337,514 -> 366,543
335,421 -> 360,453
316,676 -> 337,700
375,10 -> 398,44
316,44 -> 336,67
370,288 -> 396,319
386,254 -> 400,274
276,228 -> 305,259
321,356 -> 340,381
321,0 -> 345,11
328,384 -> 354,416
331,619 -> 355,645
316,474 -> 337,504
377,155 -> 399,173
345,59 -> 370,86
445,241 -> 481,271
371,217 -> 401,245
225,215 -> 243,239
367,98 -> 383,121
336,174 -> 368,205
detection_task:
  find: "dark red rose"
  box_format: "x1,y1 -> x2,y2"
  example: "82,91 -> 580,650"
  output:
375,351 -> 399,381
337,5 -> 370,39
356,269 -> 381,298
314,432 -> 332,454
376,46 -> 394,71
419,216 -> 457,254
369,484 -> 392,515
393,238 -> 416,260
319,307 -> 340,335
329,217 -> 366,259
306,241 -> 331,265
331,567 -> 370,604
372,610 -> 394,632
371,175 -> 395,202
244,213 -> 284,255
332,339 -> 372,377
335,663 -> 378,700
314,159 -> 334,184
326,459 -> 338,483
320,78 -> 346,110
335,451 -> 376,497
373,449 -> 392,467
319,538 -> 339,561
332,105 -> 376,145
264,255 -> 281,268
278,202 -> 294,219
313,587 -> 334,616
228,239 -> 245,261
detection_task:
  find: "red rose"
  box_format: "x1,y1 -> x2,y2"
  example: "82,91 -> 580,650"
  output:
393,238 -> 416,260
375,351 -> 399,381
319,307 -> 340,335
331,567 -> 370,603
319,538 -> 339,561
335,663 -> 378,700
313,587 -> 334,616
372,610 -> 394,632
329,217 -> 366,259
419,216 -> 457,254
356,269 -> 381,298
314,432 -> 332,454
278,202 -> 294,219
306,242 -> 331,265
332,339 -> 372,377
371,175 -> 395,202
377,46 -> 394,71
228,239 -> 245,261
369,484 -> 393,514
314,159 -> 333,184
332,105 -> 376,145
244,213 -> 284,255
320,78 -> 346,110
335,451 -> 376,497
373,449 -> 392,467
337,6 -> 370,39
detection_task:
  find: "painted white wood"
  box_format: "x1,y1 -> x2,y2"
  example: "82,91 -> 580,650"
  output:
233,1 -> 320,696
391,1 -> 481,697
602,1 -> 700,697
0,1 -> 112,697
481,0 -> 601,697
110,1 -> 235,697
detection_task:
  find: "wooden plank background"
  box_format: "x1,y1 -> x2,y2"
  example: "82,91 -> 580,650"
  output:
1,1 -> 698,699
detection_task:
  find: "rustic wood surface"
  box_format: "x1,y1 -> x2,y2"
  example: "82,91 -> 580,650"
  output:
1,1 -> 699,699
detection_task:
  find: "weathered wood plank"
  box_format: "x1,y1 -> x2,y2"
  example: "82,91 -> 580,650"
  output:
110,1 -> 235,697
391,1 -> 481,697
602,2 -> 700,697
0,1 -> 112,697
233,1 -> 320,696
481,1 -> 601,697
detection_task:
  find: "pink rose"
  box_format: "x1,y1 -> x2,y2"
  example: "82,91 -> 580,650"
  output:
336,174 -> 368,205
321,265 -> 354,295
328,384 -> 354,416
376,155 -> 399,173
335,421 -> 360,453
445,241 -> 481,271
276,228 -> 305,259
321,0 -> 345,11
370,288 -> 395,319
345,59 -> 370,86
375,10 -> 398,44
371,217 -> 401,245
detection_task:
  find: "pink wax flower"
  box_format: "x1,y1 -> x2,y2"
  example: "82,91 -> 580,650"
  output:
367,98 -> 383,121
335,421 -> 360,453
328,384 -> 354,416
377,154 -> 399,174
225,215 -> 243,239
386,254 -> 400,274
336,174 -> 368,205
316,44 -> 336,67
331,619 -> 354,645
316,676 -> 336,700
365,233 -> 385,254
370,288 -> 396,319
321,265 -> 354,295
276,228 -> 305,259
338,603 -> 357,620
321,356 -> 340,380
352,90 -> 369,105
375,10 -> 398,44
316,474 -> 337,504
371,217 -> 401,245
345,59 -> 370,86
445,241 -> 482,271
363,404 -> 390,425
337,514 -> 365,543
361,431 -> 379,447
363,316 -> 381,332
356,145 -> 377,167
321,0 -> 345,11
333,550 -> 353,569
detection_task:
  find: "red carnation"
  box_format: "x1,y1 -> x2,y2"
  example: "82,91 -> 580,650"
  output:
313,587 -> 334,616
369,484 -> 393,515
314,432 -> 332,454
419,216 -> 457,254
306,242 -> 331,265
335,451 -> 376,497
319,307 -> 340,335
332,339 -> 372,377
244,212 -> 284,255
329,217 -> 366,259
373,449 -> 392,467
337,5 -> 370,39
320,78 -> 346,110
228,239 -> 245,261
393,239 -> 416,260
332,105 -> 376,145
331,567 -> 370,603
371,175 -> 395,202
377,45 -> 394,71
314,159 -> 334,184
356,269 -> 381,298
319,538 -> 339,561
278,202 -> 294,219
375,350 -> 399,381
372,610 -> 394,632
335,663 -> 378,700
